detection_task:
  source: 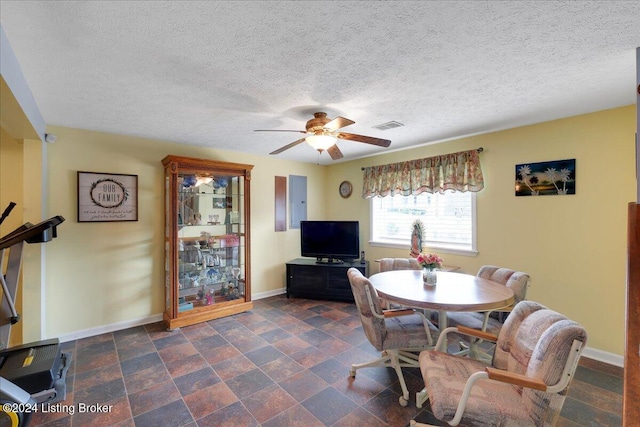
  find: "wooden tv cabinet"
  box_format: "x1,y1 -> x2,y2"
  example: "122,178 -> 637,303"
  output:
286,258 -> 369,303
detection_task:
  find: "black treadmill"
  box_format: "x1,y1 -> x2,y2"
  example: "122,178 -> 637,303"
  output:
0,203 -> 71,426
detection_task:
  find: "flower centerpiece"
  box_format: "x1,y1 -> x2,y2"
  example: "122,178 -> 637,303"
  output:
416,253 -> 443,286
416,253 -> 443,271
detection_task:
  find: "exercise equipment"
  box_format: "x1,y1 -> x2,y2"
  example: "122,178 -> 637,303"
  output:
0,203 -> 70,427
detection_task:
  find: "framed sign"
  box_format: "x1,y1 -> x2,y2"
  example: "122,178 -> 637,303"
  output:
77,171 -> 138,222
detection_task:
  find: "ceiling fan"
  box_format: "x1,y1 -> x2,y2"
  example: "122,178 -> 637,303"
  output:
255,112 -> 391,160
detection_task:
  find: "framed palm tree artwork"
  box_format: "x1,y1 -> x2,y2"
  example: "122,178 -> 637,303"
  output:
515,159 -> 576,196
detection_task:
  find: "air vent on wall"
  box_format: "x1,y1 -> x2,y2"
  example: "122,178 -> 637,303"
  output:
372,121 -> 404,131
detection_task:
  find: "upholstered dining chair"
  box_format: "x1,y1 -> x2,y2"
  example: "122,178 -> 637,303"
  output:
411,300 -> 587,427
346,268 -> 439,406
378,257 -> 422,272
446,265 -> 530,359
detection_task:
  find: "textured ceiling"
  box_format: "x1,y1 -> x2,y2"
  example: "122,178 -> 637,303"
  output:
1,1 -> 638,165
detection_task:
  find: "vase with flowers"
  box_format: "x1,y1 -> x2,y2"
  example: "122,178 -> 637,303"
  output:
416,253 -> 443,286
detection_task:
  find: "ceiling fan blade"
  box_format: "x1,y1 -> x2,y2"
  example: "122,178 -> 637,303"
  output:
255,129 -> 307,133
269,137 -> 307,155
337,132 -> 391,147
327,144 -> 344,160
324,116 -> 355,132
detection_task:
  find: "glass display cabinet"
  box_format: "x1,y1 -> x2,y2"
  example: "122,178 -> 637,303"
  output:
162,155 -> 253,330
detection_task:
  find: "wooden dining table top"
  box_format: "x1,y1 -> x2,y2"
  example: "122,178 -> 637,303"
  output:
368,270 -> 514,312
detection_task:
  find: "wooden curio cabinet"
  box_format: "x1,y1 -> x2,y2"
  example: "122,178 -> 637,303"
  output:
162,155 -> 253,330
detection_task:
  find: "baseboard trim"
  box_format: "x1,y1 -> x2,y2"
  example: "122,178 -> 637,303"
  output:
582,346 -> 624,367
253,287 -> 287,300
54,289 -> 287,343
56,314 -> 163,343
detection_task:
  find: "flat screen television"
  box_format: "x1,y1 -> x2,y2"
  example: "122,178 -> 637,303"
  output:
300,220 -> 360,263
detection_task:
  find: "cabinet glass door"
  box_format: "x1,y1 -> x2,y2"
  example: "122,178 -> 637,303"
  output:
176,174 -> 245,313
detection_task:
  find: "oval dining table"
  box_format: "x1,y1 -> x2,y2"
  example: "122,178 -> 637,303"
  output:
368,270 -> 515,330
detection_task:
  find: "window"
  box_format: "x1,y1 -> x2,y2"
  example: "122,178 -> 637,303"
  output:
370,191 -> 476,255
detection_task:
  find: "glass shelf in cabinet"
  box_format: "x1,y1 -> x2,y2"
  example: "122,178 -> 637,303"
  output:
178,191 -> 242,197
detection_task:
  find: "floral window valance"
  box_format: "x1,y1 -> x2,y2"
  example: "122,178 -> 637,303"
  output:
362,148 -> 484,198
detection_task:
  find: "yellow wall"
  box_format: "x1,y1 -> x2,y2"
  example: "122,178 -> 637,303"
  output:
21,136 -> 44,343
0,126 -> 24,346
326,105 -> 636,355
0,128 -> 24,236
0,128 -> 44,345
42,126 -> 326,338
3,103 -> 635,357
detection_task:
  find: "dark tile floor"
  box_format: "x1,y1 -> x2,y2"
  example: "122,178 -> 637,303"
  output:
28,295 -> 623,426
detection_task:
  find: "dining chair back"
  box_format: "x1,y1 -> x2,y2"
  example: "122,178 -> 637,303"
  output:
477,265 -> 530,311
349,268 -> 386,349
377,258 -> 423,309
378,257 -> 422,272
446,266 -> 530,356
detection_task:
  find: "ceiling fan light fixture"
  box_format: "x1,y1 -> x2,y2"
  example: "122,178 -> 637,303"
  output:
306,134 -> 336,151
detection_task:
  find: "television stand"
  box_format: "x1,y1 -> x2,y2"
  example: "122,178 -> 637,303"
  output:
286,258 -> 369,302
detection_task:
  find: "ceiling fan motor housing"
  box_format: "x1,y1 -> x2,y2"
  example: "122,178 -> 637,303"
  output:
306,112 -> 331,134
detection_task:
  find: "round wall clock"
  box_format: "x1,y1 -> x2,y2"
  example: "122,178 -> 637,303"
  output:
339,181 -> 353,198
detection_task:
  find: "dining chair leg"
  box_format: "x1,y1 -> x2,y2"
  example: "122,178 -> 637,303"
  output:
409,421 -> 439,427
416,387 -> 429,408
349,350 -> 393,374
458,338 -> 494,363
388,349 -> 410,406
350,349 -> 411,407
